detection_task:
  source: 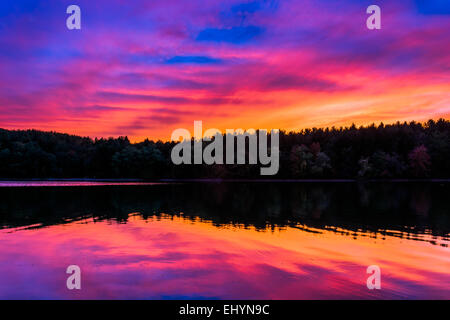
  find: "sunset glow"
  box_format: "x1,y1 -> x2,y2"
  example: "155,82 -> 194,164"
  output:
0,0 -> 449,141
1,214 -> 449,299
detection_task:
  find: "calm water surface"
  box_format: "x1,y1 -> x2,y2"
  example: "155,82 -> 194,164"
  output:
0,182 -> 449,299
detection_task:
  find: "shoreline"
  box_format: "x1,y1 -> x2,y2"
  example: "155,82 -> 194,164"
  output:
0,178 -> 449,184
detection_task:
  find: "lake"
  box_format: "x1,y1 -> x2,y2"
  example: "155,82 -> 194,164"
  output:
0,181 -> 449,299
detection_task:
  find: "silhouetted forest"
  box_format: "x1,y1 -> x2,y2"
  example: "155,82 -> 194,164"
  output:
0,119 -> 449,179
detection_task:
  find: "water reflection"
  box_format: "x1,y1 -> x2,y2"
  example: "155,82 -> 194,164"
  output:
0,182 -> 449,299
0,182 -> 448,244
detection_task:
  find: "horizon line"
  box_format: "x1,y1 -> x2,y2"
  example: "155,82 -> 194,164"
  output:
1,117 -> 448,144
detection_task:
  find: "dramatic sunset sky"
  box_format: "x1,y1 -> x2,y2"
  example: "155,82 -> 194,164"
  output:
0,0 -> 449,141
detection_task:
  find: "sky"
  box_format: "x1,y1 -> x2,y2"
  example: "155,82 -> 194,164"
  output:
0,0 -> 449,142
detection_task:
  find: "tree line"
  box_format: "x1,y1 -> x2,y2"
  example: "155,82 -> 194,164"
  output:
0,119 -> 449,179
